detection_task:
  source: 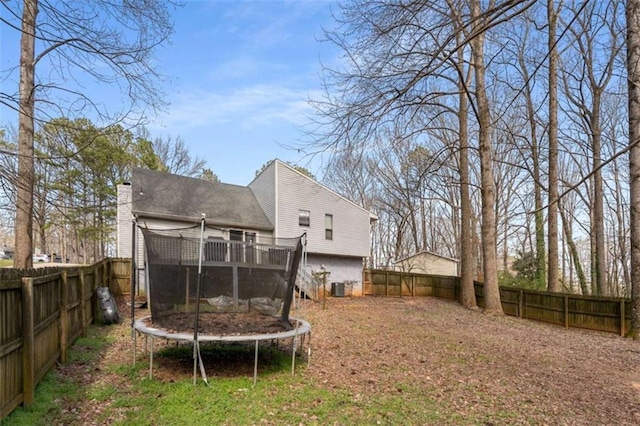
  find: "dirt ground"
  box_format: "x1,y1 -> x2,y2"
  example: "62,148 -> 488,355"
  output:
63,295 -> 640,424
146,311 -> 292,335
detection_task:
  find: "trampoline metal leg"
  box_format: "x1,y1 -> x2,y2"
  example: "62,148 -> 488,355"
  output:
193,342 -> 198,386
291,336 -> 297,377
149,336 -> 154,380
307,332 -> 311,368
133,330 -> 137,366
253,340 -> 259,386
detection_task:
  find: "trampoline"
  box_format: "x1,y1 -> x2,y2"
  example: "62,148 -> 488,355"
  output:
130,215 -> 311,384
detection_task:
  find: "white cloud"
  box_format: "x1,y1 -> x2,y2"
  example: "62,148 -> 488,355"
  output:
154,84 -> 319,132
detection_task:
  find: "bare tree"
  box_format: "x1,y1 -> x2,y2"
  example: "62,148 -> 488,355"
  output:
561,0 -> 624,295
559,198 -> 589,294
2,0 -> 175,268
152,135 -> 207,177
309,0 -> 534,312
469,0 -> 503,314
13,0 -> 38,269
510,12 -> 547,289
626,0 -> 640,338
601,86 -> 631,295
547,0 -> 561,292
448,0 -> 477,309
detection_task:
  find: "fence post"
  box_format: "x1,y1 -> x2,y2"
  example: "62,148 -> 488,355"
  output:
60,271 -> 68,363
620,299 -> 626,337
79,269 -> 87,336
21,277 -> 35,407
385,271 -> 389,297
518,290 -> 524,318
103,259 -> 109,290
93,265 -> 99,323
564,295 -> 569,329
362,269 -> 366,296
322,271 -> 327,310
411,275 -> 415,297
454,277 -> 458,301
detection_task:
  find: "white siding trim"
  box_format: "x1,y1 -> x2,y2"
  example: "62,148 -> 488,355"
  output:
274,161 -> 279,237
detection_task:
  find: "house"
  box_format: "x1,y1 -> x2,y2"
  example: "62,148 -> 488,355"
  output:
394,251 -> 459,276
117,160 -> 377,296
249,160 -> 377,296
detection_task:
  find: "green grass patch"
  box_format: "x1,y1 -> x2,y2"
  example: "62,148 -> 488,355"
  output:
3,327 -> 456,425
0,371 -> 77,426
2,327 -> 111,425
107,376 -> 443,425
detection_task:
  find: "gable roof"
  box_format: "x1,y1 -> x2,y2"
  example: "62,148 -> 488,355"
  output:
394,250 -> 459,264
131,168 -> 273,231
251,159 -> 378,222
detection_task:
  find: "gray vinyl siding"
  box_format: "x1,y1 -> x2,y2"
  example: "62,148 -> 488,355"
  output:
248,161 -> 277,229
305,253 -> 364,295
275,161 -> 371,257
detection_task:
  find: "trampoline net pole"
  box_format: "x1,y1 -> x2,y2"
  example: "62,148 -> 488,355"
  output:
193,214 -> 206,385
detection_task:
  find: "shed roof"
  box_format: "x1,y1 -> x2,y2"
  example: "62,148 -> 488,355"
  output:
131,168 -> 273,231
394,250 -> 459,264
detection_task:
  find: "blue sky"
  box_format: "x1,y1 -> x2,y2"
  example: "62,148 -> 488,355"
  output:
1,0 -> 341,185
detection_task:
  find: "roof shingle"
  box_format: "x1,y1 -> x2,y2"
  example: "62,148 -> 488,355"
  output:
131,168 -> 273,230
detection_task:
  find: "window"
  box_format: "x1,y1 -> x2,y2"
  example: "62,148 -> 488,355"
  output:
299,209 -> 310,227
229,230 -> 244,241
325,214 -> 333,240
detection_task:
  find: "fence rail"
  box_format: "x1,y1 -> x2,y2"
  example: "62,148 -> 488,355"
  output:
363,269 -> 632,336
0,258 -> 131,420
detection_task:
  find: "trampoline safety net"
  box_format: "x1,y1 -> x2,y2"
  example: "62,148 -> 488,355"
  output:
141,227 -> 303,331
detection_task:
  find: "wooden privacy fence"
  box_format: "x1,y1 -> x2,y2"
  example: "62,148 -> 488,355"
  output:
0,258 -> 132,420
363,269 -> 632,336
364,269 -> 459,299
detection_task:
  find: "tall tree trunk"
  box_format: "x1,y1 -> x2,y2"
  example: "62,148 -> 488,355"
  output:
547,0 -> 560,292
591,92 -> 607,296
626,0 -> 640,339
559,202 -> 589,294
14,0 -> 38,269
421,197 -> 428,251
519,46 -> 546,289
612,148 -> 631,291
590,206 -> 598,295
458,44 -> 476,309
471,0 -> 502,315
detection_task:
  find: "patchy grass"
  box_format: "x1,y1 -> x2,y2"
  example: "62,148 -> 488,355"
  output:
3,297 -> 640,425
2,331 -> 111,425
3,332 -> 445,425
3,325 -> 448,425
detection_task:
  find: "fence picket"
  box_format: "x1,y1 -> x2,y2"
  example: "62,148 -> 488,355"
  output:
366,268 -> 632,335
1,258 -> 128,421
21,277 -> 34,407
